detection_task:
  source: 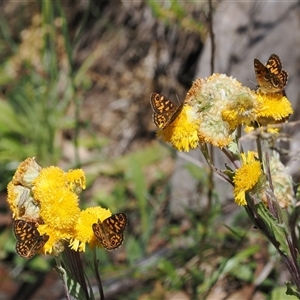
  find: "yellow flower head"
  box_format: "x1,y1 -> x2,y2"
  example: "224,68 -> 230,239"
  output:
233,152 -> 263,206
70,207 -> 112,252
197,113 -> 233,147
222,90 -> 258,130
7,159 -> 89,256
255,92 -> 293,125
185,74 -> 257,147
32,166 -> 66,201
37,188 -> 80,231
158,105 -> 199,151
7,158 -> 121,257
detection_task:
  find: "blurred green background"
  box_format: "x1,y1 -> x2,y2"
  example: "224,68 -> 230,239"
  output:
0,1 -> 291,299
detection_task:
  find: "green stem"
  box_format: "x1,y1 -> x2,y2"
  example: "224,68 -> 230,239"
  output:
92,248 -> 105,300
55,256 -> 72,300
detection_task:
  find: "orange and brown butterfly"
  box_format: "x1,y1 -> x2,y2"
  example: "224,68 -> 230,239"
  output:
13,219 -> 49,259
254,54 -> 288,94
150,92 -> 183,129
92,213 -> 127,251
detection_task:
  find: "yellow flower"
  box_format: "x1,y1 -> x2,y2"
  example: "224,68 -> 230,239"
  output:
7,158 -> 121,257
37,189 -> 80,231
32,166 -> 66,201
185,74 -> 257,147
222,90 -> 258,130
158,105 -> 199,152
31,166 -> 82,255
37,224 -> 66,256
70,207 -> 112,252
233,152 -> 263,206
197,113 -> 232,147
66,169 -> 86,194
255,92 -> 293,125
155,74 -> 261,150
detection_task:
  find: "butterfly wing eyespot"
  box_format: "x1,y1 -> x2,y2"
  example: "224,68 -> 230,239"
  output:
150,92 -> 183,129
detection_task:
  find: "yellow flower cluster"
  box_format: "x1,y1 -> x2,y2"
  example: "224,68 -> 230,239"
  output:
7,158 -> 112,257
232,151 -> 295,208
151,71 -> 294,210
156,74 -> 293,152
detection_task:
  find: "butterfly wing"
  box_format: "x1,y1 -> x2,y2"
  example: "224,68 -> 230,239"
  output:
16,234 -> 49,259
254,55 -> 288,93
254,58 -> 268,83
266,54 -> 288,90
152,111 -> 168,129
150,93 -> 177,114
278,69 -> 288,86
150,93 -> 183,129
266,54 -> 282,75
92,213 -> 127,251
106,233 -> 124,250
92,222 -> 123,250
13,219 -> 39,241
16,240 -> 34,259
102,213 -> 127,234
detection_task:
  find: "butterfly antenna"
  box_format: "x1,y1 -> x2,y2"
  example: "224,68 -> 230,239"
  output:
247,79 -> 257,87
